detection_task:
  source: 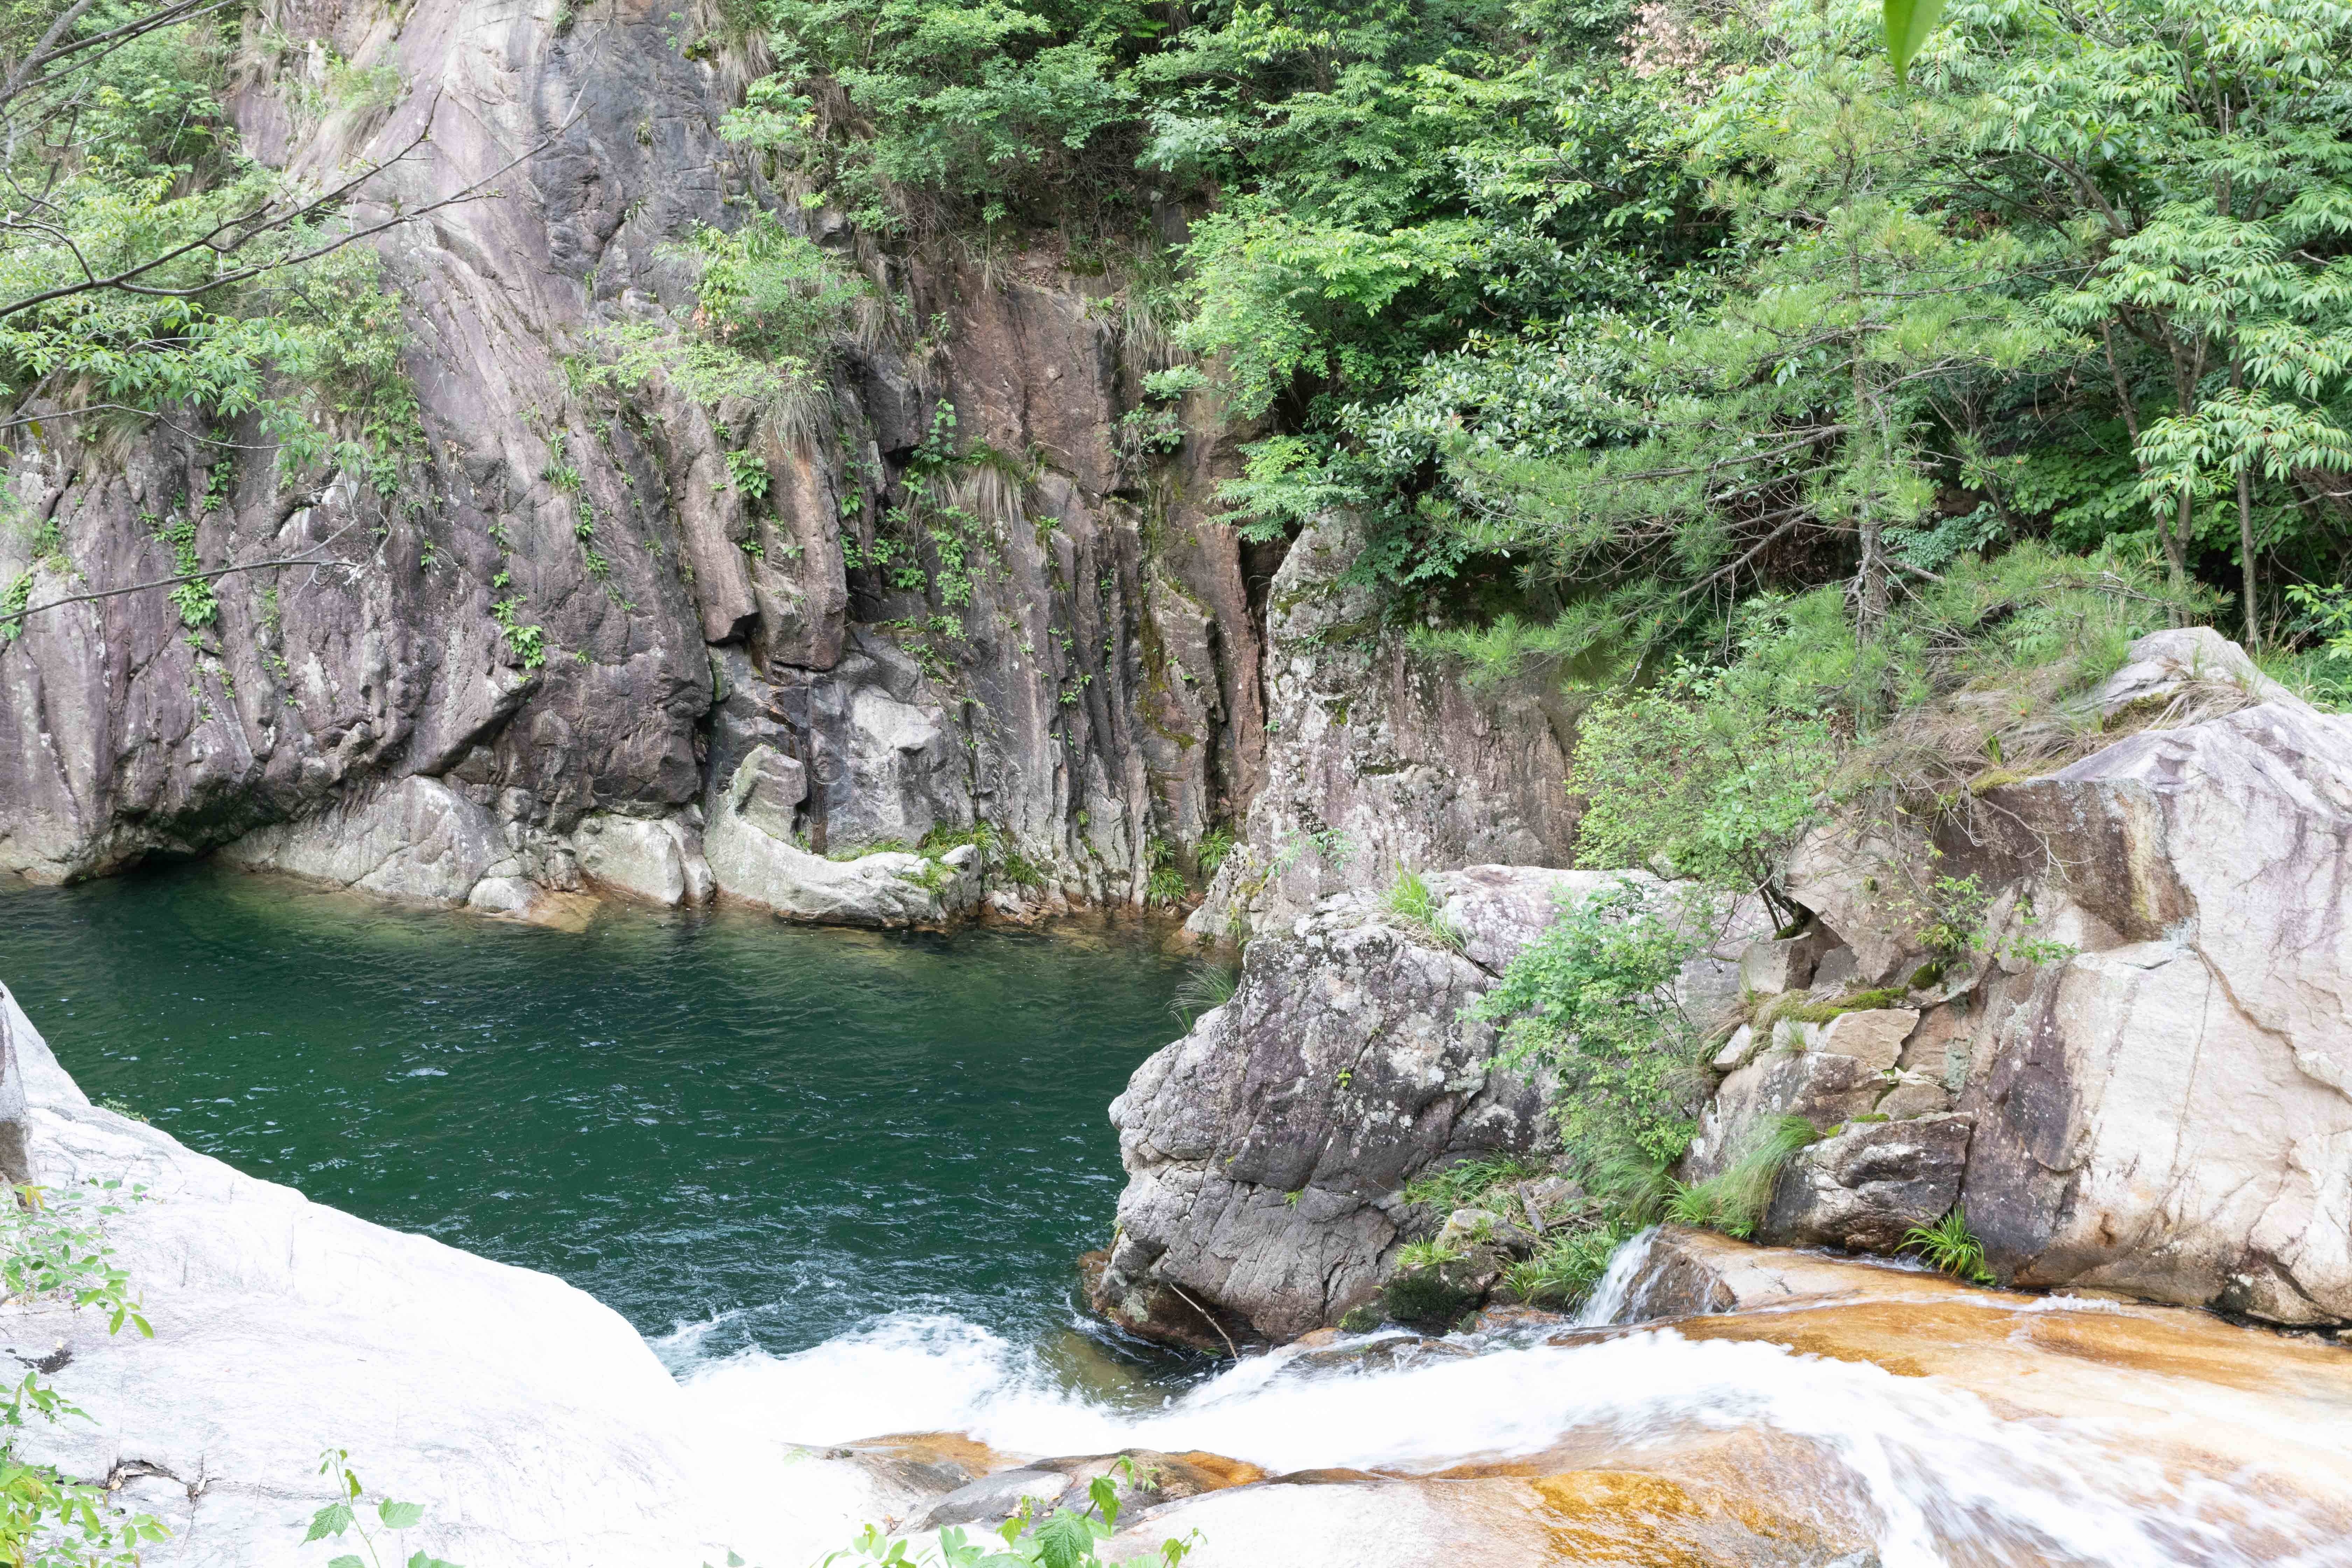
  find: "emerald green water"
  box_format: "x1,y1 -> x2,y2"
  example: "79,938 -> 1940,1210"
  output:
0,863 -> 1191,1360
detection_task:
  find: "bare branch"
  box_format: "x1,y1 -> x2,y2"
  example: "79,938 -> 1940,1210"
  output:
2,524 -> 359,632
0,94 -> 580,320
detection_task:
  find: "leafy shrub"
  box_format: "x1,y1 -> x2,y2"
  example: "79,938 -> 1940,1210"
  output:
1568,653 -> 1834,912
1473,880 -> 1713,1182
0,1181 -> 168,1567
594,215 -> 867,412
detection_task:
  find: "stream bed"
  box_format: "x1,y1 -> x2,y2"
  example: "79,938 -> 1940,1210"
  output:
8,864 -> 2352,1568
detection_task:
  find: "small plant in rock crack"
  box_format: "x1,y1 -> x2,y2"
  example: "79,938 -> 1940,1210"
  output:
1665,1116 -> 1820,1239
1194,827 -> 1236,880
725,446 -> 771,502
1167,961 -> 1238,1023
303,1450 -> 462,1568
817,1459 -> 1196,1568
1902,1209 -> 1997,1285
1381,866 -> 1465,952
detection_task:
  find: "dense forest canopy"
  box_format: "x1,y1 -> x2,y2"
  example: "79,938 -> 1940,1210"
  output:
707,0 -> 2352,891
6,0 -> 2352,874
710,0 -> 2352,647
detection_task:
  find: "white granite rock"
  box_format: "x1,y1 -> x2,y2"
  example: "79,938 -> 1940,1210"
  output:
0,986 -> 906,1568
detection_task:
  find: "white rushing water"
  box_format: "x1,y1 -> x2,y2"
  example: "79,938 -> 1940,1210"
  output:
663,1297 -> 2348,1568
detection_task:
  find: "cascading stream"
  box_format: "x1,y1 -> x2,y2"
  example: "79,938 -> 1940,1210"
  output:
10,867 -> 2347,1568
668,1238 -> 2351,1568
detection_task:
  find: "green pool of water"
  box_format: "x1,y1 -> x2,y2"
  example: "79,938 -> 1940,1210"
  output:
0,863 -> 1194,1360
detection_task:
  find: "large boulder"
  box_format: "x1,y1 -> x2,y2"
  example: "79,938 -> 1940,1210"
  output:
1761,1113 -> 1972,1252
1094,867 -> 1762,1346
1775,631 -> 2352,1324
572,812 -> 713,906
1967,694 -> 2352,1321
216,776 -> 500,905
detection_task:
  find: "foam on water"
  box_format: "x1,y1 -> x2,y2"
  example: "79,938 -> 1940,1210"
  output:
667,1298 -> 2346,1568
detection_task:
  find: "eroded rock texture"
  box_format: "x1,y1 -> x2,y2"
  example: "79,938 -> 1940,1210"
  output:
0,0 -> 1264,924
1750,630 -> 2352,1323
1095,867 -> 1757,1346
1186,515 -> 1582,940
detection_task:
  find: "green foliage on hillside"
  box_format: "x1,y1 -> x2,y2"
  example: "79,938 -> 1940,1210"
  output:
0,2 -> 426,485
710,0 -> 2352,756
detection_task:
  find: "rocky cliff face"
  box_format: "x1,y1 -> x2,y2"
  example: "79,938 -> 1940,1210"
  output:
1185,516 -> 1582,941
1102,629 -> 2352,1342
0,0 -> 1308,921
0,0 -> 1573,927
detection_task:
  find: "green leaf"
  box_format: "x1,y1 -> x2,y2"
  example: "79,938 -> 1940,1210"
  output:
330,1556 -> 366,1568
1031,1511 -> 1100,1568
1883,0 -> 1948,79
379,1499 -> 426,1528
305,1503 -> 355,1541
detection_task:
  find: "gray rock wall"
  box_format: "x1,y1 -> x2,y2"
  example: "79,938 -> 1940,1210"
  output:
1094,867 -> 1759,1347
1187,516 -> 1582,940
1,0 -> 1574,929
0,0 -> 1257,919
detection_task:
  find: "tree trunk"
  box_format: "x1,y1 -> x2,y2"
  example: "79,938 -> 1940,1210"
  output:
2238,465 -> 2261,651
